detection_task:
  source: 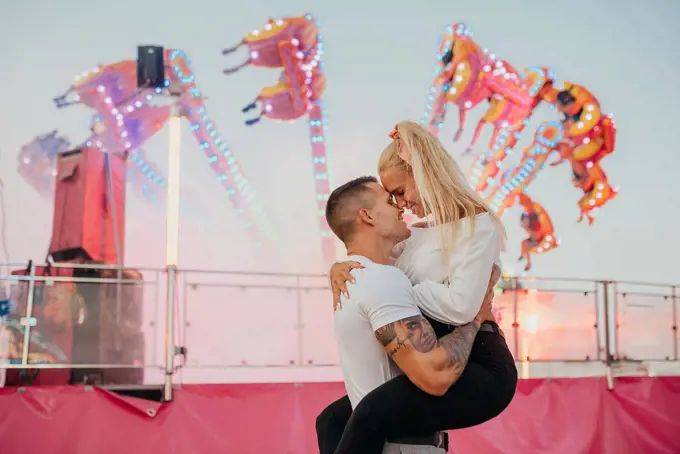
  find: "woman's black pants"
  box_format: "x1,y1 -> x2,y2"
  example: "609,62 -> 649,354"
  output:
315,320 -> 517,454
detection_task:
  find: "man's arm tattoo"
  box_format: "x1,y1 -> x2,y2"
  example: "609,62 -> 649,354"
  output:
437,321 -> 481,376
375,315 -> 440,357
375,314 -> 481,380
375,323 -> 397,346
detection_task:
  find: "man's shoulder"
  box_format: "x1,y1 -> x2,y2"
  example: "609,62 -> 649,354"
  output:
350,261 -> 412,293
337,259 -> 420,334
344,263 -> 415,316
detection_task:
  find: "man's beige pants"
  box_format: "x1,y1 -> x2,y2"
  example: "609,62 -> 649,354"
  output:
383,443 -> 446,453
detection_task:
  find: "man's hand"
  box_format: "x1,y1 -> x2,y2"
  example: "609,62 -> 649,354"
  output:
329,261 -> 365,310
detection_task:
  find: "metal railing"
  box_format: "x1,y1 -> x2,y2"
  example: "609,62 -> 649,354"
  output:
0,261 -> 678,399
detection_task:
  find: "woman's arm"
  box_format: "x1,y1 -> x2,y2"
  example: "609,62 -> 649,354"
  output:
328,260 -> 365,310
412,223 -> 501,325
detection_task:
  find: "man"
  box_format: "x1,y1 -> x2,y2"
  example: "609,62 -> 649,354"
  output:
317,176 -> 508,453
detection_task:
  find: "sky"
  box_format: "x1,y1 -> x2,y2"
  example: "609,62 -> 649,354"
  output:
0,0 -> 679,284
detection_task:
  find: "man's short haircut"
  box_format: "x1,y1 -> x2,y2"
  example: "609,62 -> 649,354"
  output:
325,176 -> 378,242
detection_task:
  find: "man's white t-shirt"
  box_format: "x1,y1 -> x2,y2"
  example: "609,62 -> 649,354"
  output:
333,255 -> 421,409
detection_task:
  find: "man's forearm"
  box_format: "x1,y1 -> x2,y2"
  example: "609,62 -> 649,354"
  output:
437,319 -> 481,380
376,315 -> 481,371
374,314 -> 483,395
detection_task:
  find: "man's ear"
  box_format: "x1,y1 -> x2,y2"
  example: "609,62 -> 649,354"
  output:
357,208 -> 376,226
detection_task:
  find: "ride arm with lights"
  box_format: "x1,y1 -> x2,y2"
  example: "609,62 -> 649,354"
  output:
422,23 -> 487,136
56,60 -> 179,208
446,57 -> 490,138
483,121 -> 564,216
423,65 -> 455,134
223,15 -> 331,263
463,99 -> 528,174
479,61 -> 533,109
165,48 -> 276,245
466,68 -> 557,191
411,222 -> 501,325
93,103 -> 173,204
127,149 -> 170,203
77,66 -> 140,154
464,60 -> 523,147
53,61 -> 139,110
222,15 -> 317,73
465,77 -> 534,192
240,41 -> 316,126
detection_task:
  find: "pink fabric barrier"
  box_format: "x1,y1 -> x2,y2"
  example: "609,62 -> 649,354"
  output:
1,377 -> 679,453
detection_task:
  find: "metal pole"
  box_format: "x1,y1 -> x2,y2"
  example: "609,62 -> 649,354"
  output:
612,282 -> 619,360
511,278 -> 519,360
104,152 -> 124,351
20,262 -> 37,365
164,266 -> 177,401
602,281 -> 613,364
163,104 -> 182,402
602,281 -> 615,390
594,281 -> 601,361
295,276 -> 303,366
103,152 -> 123,271
672,285 -> 677,361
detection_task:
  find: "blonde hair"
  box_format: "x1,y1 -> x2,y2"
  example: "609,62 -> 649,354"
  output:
378,120 -> 506,256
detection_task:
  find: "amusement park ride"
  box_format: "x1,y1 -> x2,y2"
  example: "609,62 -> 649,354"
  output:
5,17 -> 677,454
14,19 -> 620,276
17,14 -> 334,265
3,17 -> 621,386
5,14 -> 334,387
420,23 -> 618,270
2,46 -> 188,386
221,14 -> 334,263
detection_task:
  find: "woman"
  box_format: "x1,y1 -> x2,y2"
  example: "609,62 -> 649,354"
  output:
316,121 -> 517,454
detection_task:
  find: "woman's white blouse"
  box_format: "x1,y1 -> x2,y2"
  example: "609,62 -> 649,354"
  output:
392,213 -> 502,325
